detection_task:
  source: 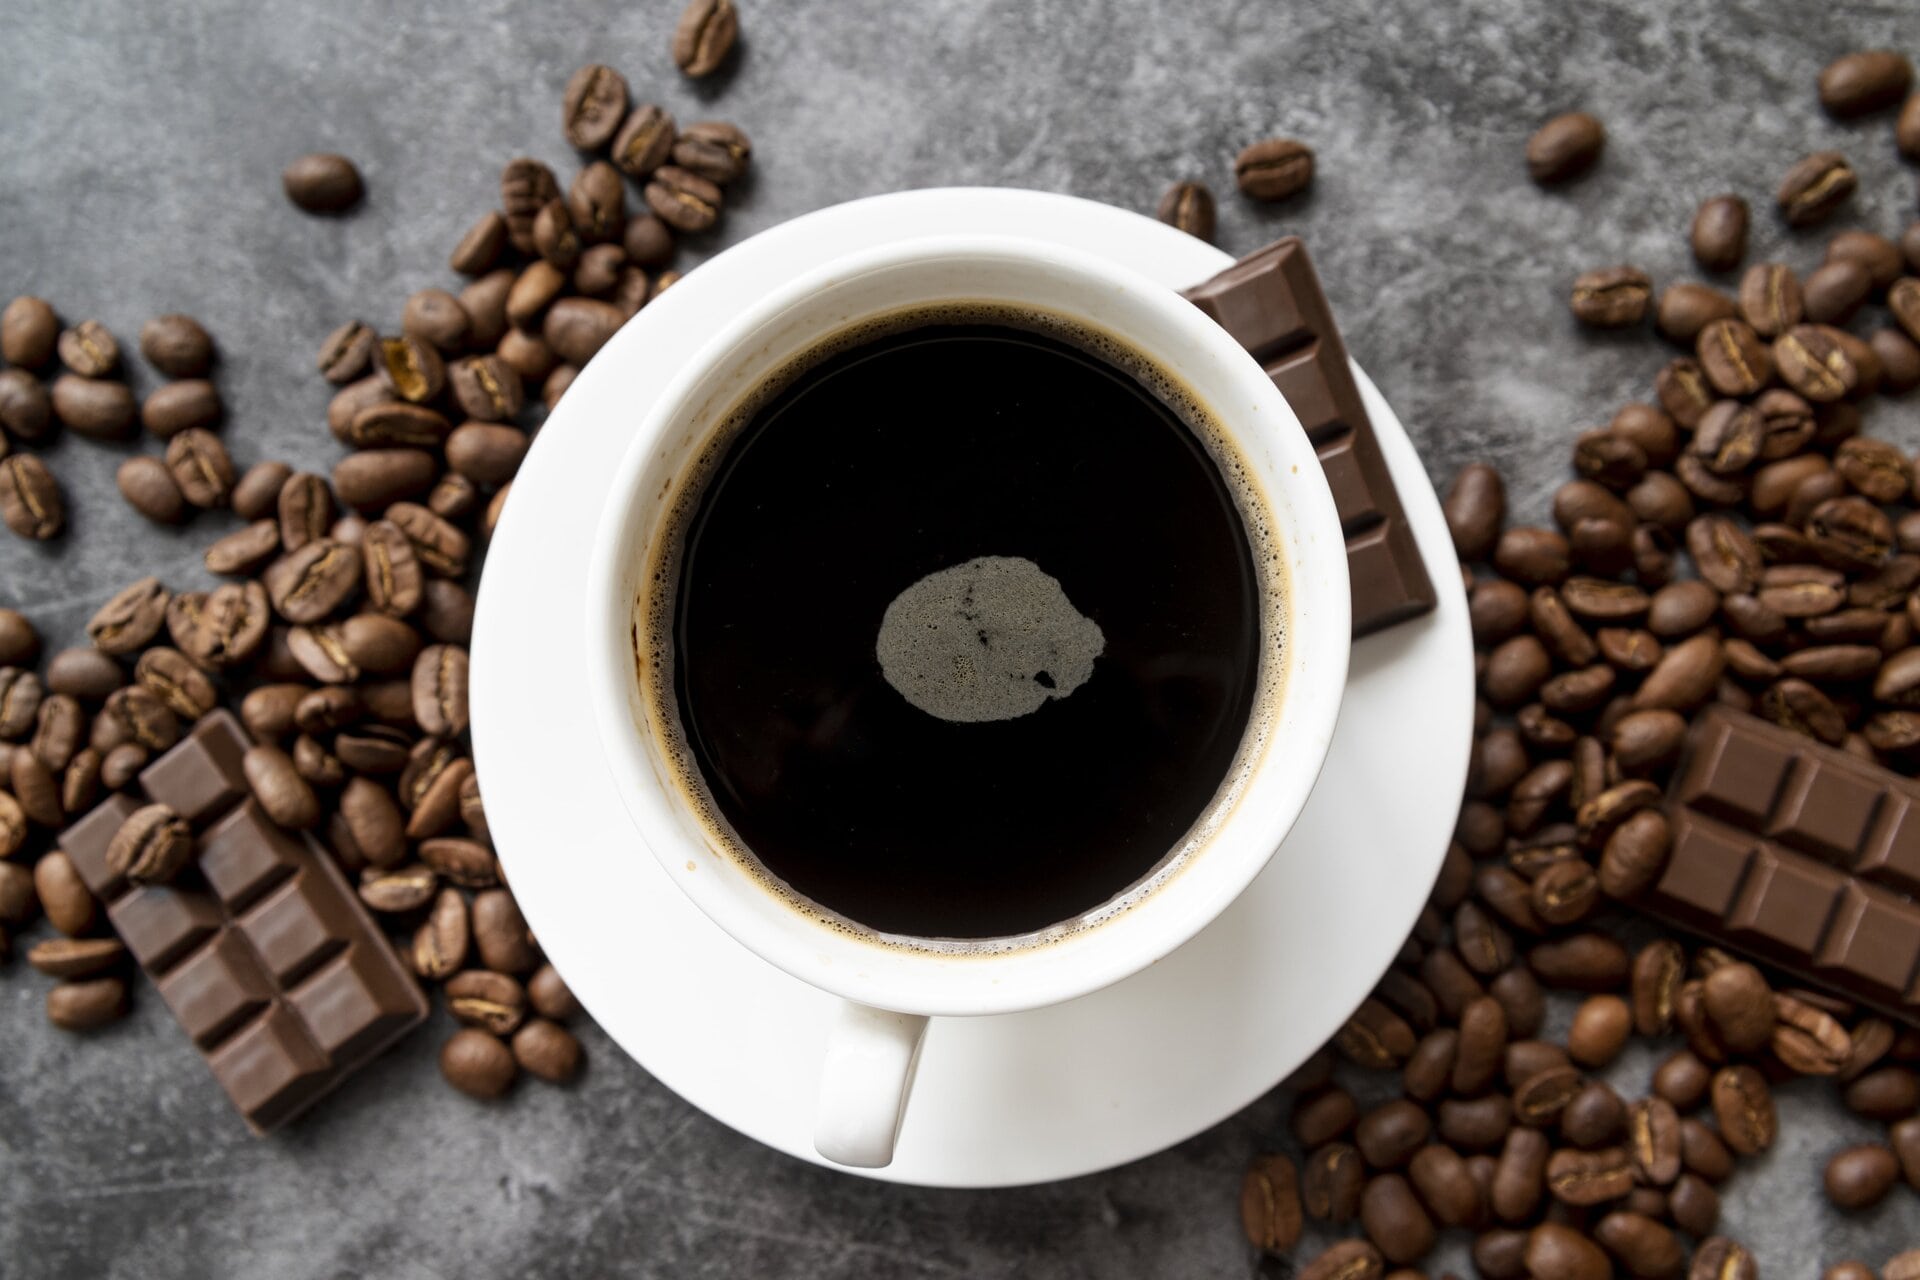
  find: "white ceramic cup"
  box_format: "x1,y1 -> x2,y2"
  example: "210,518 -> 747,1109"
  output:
585,235 -> 1349,1169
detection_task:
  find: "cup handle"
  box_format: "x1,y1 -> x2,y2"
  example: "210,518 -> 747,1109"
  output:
812,1000 -> 930,1168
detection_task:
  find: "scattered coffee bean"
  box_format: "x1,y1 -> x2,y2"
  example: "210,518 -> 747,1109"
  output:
1819,50 -> 1913,117
1240,1153 -> 1302,1252
673,0 -> 738,77
283,152 -> 364,213
1777,151 -> 1857,227
1234,137 -> 1315,202
1527,112 -> 1605,185
1571,266 -> 1651,328
440,1027 -> 516,1098
1825,1143 -> 1899,1210
1156,181 -> 1215,240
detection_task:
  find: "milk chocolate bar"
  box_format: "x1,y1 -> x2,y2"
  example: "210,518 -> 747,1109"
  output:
1182,237 -> 1436,637
1635,706 -> 1920,1025
58,711 -> 427,1132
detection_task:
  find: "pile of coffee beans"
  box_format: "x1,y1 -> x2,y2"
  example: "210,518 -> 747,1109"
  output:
0,28 -> 755,1108
1242,47 -> 1920,1279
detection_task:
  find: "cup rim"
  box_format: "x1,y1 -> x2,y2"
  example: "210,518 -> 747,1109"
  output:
583,233 -> 1350,1017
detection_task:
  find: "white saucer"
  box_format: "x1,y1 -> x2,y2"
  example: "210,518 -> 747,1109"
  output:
470,189 -> 1474,1188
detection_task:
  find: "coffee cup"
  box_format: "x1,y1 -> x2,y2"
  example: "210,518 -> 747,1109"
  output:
585,235 -> 1348,1167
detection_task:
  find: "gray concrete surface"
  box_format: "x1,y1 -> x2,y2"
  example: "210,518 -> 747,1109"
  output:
3,0 -> 1919,1274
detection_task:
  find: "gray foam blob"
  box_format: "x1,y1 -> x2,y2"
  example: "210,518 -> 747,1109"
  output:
876,555 -> 1105,723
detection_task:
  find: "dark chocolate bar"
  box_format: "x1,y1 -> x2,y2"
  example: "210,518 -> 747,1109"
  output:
1633,705 -> 1920,1025
1182,237 -> 1436,638
58,711 -> 427,1132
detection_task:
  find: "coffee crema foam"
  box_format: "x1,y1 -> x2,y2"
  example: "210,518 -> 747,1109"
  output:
633,300 -> 1292,955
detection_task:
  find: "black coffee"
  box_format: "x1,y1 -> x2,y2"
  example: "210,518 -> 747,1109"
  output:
668,311 -> 1266,938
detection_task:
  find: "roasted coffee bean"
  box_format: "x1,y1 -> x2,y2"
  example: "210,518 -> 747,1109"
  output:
1571,266 -> 1651,328
334,776 -> 404,870
1470,580 -> 1530,645
644,165 -> 722,234
1647,580 -> 1718,638
375,509 -> 465,588
372,334 -> 446,404
1299,1240 -> 1383,1280
1444,463 -> 1504,561
1151,179 -> 1219,242
1593,1212 -> 1683,1279
528,199 -> 580,270
500,156 -> 560,255
106,802 -> 192,884
1658,1172 -> 1717,1238
241,744 -> 319,829
458,269 -> 512,349
0,454 -> 63,539
294,685 -> 361,736
283,153 -> 363,213
2,296 -> 59,369
1568,994 -> 1631,1067
133,647 -> 216,722
1836,1018 -> 1896,1084
263,539 -> 360,623
47,649 -> 118,703
1656,283 -> 1736,344
443,356 -> 524,426
1737,262 -> 1801,338
359,519 -> 425,617
26,935 -> 125,980
410,887 -> 469,980
440,423 -> 528,489
473,888 -> 539,974
429,473 -> 480,521
1530,933 -> 1629,992
1546,1145 -> 1632,1205
1521,1223 -> 1609,1280
397,288 -> 469,354
541,297 -> 624,367
1437,1094 -> 1512,1151
116,456 -> 185,524
1405,1144 -> 1479,1229
1573,431 -> 1646,489
511,1023 -> 583,1086
1875,328 -> 1920,394
1692,401 -> 1763,475
560,62 -> 629,151
1625,1097 -> 1681,1188
166,582 -> 269,668
1303,1141 -> 1365,1225
203,520 -> 280,576
1771,992 -> 1850,1075
1402,1029 -> 1457,1103
446,969 -> 528,1036
1774,323 -> 1858,402
292,734 -> 343,788
1894,277 -> 1920,344
317,319 -> 377,385
1690,195 -> 1748,273
56,318 -> 119,378
1696,318 -> 1771,398
359,863 -> 436,914
1514,1065 -> 1582,1129
573,243 -> 628,297
418,837 -> 495,890
1529,860 -> 1598,927
1687,1237 -> 1757,1280
1524,591 -> 1593,667
1825,1144 -> 1899,1210
11,748 -> 61,826
1677,1119 -> 1733,1187
1239,1153 -> 1303,1252
1633,632 -> 1724,712
50,373 -> 136,439
1234,137 -> 1315,201
1801,260 -> 1872,328
161,428 -> 234,508
1709,1066 -> 1775,1155
46,976 -> 128,1031
140,379 -> 221,439
103,684 -> 179,752
1700,962 -> 1773,1053
1540,665 -> 1614,715
98,742 -> 148,790
1777,151 -> 1856,227
1820,49 -> 1913,115
440,1026 -> 516,1098
327,376 -> 396,440
445,212 -> 510,281
1336,1000 -> 1415,1068
673,0 -> 738,76
608,103 -> 678,186
0,368 -> 52,442
1843,1065 -> 1920,1119
1471,1229 -> 1529,1280
240,684 -> 305,742
1527,112 -> 1605,184
0,665 -> 44,739
1358,1173 -> 1433,1265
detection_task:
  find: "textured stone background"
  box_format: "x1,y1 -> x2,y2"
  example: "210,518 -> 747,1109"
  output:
3,0 -> 1919,1274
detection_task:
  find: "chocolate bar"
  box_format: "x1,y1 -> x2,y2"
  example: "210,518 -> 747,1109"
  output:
58,711 -> 427,1132
1182,237 -> 1436,638
1634,706 -> 1920,1025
